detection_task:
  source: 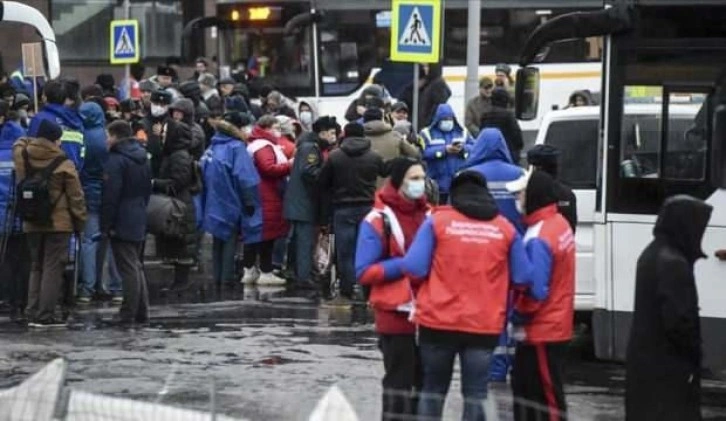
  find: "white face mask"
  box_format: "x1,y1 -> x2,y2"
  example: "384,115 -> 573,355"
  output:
404,179 -> 426,200
151,104 -> 167,117
300,111 -> 313,125
439,120 -> 454,132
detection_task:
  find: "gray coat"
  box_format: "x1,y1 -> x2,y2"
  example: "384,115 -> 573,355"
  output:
283,132 -> 327,223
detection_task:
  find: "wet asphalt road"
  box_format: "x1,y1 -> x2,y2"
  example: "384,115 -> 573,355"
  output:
1,285 -> 726,420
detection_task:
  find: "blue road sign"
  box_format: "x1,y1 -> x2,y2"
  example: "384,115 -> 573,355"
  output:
110,20 -> 140,64
390,0 -> 441,63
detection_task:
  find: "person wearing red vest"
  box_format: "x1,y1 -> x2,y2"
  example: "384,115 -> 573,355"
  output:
507,170 -> 575,421
401,171 -> 533,421
355,157 -> 429,421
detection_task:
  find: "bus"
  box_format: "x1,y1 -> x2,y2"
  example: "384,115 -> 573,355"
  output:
201,0 -> 603,143
514,0 -> 726,375
1,1 -> 60,79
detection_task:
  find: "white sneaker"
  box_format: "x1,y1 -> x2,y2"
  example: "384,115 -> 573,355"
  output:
241,267 -> 261,285
257,271 -> 287,286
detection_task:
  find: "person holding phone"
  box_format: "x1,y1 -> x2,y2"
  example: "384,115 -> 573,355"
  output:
418,103 -> 473,204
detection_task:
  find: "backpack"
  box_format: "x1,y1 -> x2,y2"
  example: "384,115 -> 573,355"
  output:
15,148 -> 67,226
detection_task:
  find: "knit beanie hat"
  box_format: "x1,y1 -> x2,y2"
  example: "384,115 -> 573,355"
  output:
343,123 -> 364,138
37,119 -> 62,142
388,156 -> 422,189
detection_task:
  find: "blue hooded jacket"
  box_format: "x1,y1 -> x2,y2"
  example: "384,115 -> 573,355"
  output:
79,102 -> 107,213
419,103 -> 473,194
28,103 -> 85,170
0,120 -> 26,234
461,128 -> 525,233
199,132 -> 262,242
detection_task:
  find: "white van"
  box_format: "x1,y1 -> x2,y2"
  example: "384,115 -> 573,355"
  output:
533,103 -> 700,312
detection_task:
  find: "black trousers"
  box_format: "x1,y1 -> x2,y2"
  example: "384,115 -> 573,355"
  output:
111,240 -> 149,323
512,342 -> 568,421
379,334 -> 421,421
0,234 -> 30,310
243,240 -> 275,273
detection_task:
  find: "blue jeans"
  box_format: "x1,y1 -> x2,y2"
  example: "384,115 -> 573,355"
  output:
418,342 -> 493,421
80,212 -> 122,297
333,206 -> 370,296
212,233 -> 238,285
291,221 -> 316,283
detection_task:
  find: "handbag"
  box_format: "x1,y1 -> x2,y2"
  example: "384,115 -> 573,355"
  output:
146,194 -> 187,239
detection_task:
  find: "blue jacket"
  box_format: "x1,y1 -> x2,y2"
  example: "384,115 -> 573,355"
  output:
199,132 -> 261,242
419,103 -> 473,194
79,102 -> 107,213
462,128 -> 525,233
101,138 -> 152,242
28,103 -> 85,170
0,121 -> 26,234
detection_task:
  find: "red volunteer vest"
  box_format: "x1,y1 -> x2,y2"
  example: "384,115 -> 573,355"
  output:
517,205 -> 576,343
415,206 -> 517,335
365,205 -> 415,312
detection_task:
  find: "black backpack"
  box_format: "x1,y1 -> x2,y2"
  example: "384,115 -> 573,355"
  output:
16,148 -> 67,225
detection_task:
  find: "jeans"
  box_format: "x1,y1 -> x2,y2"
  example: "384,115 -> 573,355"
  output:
418,342 -> 493,421
80,212 -> 122,297
27,233 -> 71,322
111,240 -> 149,323
243,240 -> 275,273
380,334 -> 421,421
333,206 -> 370,296
291,221 -> 316,283
212,233 -> 238,285
272,230 -> 289,269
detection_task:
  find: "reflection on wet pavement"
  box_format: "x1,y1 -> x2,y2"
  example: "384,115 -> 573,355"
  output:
0,286 -> 725,420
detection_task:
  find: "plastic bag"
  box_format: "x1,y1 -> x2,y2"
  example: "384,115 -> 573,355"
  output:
315,233 -> 332,275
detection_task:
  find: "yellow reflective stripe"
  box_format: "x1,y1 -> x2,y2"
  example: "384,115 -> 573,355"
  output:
60,130 -> 84,144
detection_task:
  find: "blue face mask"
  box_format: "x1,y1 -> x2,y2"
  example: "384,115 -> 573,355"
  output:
404,179 -> 426,200
439,120 -> 454,132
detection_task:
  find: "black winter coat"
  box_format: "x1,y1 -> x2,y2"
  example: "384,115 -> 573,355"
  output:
283,132 -> 328,223
626,196 -> 713,421
151,121 -> 197,261
480,107 -> 524,162
400,76 -> 452,129
319,136 -> 383,209
101,138 -> 152,242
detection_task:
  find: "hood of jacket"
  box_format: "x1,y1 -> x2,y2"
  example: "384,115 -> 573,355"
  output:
42,103 -> 84,131
79,102 -> 106,129
113,138 -> 147,164
363,120 -> 393,136
450,171 -> 499,220
20,137 -> 65,165
654,195 -> 713,263
213,121 -> 245,141
0,121 -> 26,150
298,100 -> 318,116
465,128 -> 513,167
211,131 -> 241,146
340,136 -> 371,157
163,120 -> 192,154
170,98 -> 195,125
428,103 -> 463,131
524,170 -> 559,216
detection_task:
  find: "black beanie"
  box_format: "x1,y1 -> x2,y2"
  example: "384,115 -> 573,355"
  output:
491,88 -> 510,107
388,157 -> 422,189
344,123 -> 364,138
312,116 -> 337,133
37,119 -> 63,142
363,107 -> 383,123
525,170 -> 558,215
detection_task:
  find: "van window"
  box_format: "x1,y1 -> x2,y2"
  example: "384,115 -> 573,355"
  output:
543,119 -> 599,189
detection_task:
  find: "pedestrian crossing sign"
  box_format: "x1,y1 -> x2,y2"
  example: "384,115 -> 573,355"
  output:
110,20 -> 140,64
390,0 -> 441,63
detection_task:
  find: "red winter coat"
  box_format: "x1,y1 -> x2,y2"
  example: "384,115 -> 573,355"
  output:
248,126 -> 292,241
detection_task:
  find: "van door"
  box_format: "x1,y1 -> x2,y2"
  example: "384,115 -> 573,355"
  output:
543,118 -> 600,310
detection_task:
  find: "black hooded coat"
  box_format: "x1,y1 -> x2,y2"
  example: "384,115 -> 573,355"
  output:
625,195 -> 713,421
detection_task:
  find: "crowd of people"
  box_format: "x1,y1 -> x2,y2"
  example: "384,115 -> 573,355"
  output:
0,56 -> 706,421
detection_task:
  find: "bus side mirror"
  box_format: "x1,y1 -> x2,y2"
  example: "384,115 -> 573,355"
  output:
515,67 -> 540,121
712,104 -> 726,188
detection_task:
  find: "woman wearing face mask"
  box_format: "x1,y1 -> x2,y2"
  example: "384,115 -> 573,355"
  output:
418,103 -> 473,204
242,115 -> 292,286
355,156 -> 430,421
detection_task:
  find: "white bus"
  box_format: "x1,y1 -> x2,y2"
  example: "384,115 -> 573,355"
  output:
1,1 -> 60,79
515,0 -> 726,374
203,0 -> 603,143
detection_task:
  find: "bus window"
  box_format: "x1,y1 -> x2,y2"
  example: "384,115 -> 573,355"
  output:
620,87 -> 663,178
219,3 -> 314,97
318,9 -> 379,96
544,119 -> 599,189
664,92 -> 708,181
